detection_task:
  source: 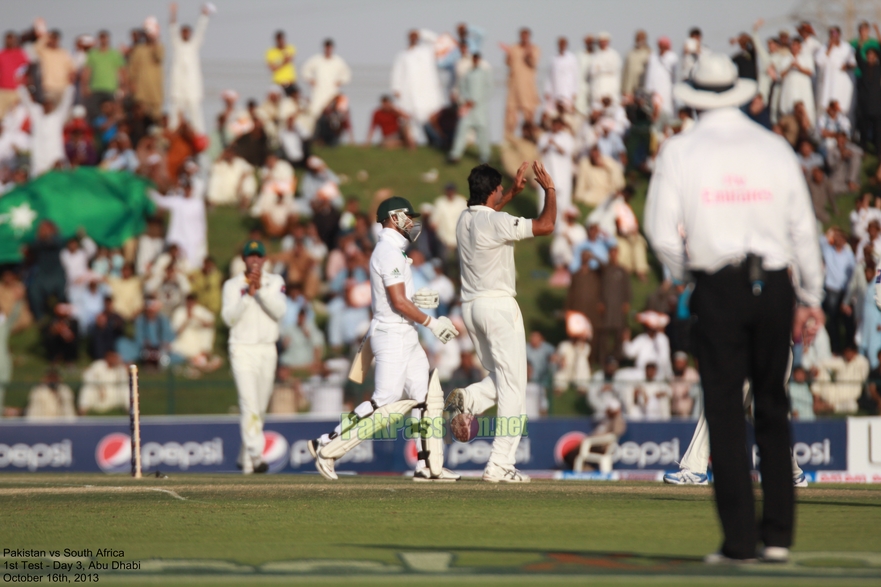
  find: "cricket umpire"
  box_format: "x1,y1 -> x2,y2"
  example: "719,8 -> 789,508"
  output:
644,54 -> 825,563
221,240 -> 287,474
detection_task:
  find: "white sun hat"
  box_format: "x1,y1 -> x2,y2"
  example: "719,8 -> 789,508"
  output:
673,53 -> 757,110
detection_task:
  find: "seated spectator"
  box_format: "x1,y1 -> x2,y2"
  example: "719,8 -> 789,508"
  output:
597,247 -> 631,364
669,351 -> 700,418
796,139 -> 824,175
207,147 -> 257,207
0,269 -> 33,333
107,263 -> 144,321
850,193 -> 881,242
251,180 -> 294,237
776,101 -> 816,149
70,277 -> 108,335
78,350 -> 129,414
596,118 -> 626,164
588,356 -> 625,413
269,236 -> 321,300
136,217 -> 166,276
550,207 -> 587,280
26,221 -> 68,321
448,351 -> 484,391
88,295 -> 125,360
526,331 -> 557,389
170,294 -> 220,372
189,257 -> 222,314
144,244 -> 192,292
574,145 -> 625,207
623,311 -> 673,379
788,365 -> 815,421
60,235 -> 98,291
588,185 -> 650,280
93,99 -> 121,149
43,303 -> 79,365
856,220 -> 881,267
279,309 -> 325,372
633,362 -> 672,421
65,126 -> 98,167
816,99 -> 851,153
826,133 -> 863,195
25,368 -> 76,420
424,102 -> 459,151
366,95 -> 414,149
807,166 -> 836,223
315,93 -> 353,147
117,297 -> 181,367
812,344 -> 870,414
553,312 -> 592,394
300,156 -> 342,209
325,249 -> 371,350
156,264 -> 191,317
569,222 -> 616,273
100,132 -> 138,172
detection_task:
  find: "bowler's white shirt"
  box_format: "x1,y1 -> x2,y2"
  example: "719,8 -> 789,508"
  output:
221,272 -> 287,345
644,107 -> 824,306
370,228 -> 414,324
456,205 -> 533,302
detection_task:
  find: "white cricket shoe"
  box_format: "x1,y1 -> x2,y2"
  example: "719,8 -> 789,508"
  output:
314,453 -> 338,480
483,463 -> 531,483
704,552 -> 757,565
663,469 -> 708,485
793,472 -> 808,487
759,546 -> 789,563
413,467 -> 461,482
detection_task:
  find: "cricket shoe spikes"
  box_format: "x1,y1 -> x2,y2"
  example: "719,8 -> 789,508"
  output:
444,388 -> 467,417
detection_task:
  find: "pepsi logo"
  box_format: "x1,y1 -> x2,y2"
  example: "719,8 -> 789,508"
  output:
262,431 -> 289,473
554,432 -> 586,467
95,433 -> 132,473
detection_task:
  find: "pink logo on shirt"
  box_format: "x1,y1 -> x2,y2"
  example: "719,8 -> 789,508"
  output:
701,176 -> 772,204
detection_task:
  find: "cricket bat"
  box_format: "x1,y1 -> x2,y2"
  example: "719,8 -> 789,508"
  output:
347,335 -> 374,383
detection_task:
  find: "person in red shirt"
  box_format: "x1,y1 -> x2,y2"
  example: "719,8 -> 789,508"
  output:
366,94 -> 414,149
0,32 -> 29,117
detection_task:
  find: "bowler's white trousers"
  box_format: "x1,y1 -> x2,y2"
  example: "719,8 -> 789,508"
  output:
231,343 -> 277,464
460,296 -> 527,470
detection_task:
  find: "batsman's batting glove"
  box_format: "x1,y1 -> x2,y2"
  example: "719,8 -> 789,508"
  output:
424,316 -> 459,343
413,288 -> 440,309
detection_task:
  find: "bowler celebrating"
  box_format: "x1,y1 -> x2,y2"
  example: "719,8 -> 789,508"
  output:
310,196 -> 461,481
221,240 -> 287,474
447,161 -> 556,482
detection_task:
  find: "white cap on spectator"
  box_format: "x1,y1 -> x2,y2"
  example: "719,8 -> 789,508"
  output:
144,16 -> 159,38
637,310 -> 670,331
221,89 -> 238,102
566,311 -> 593,340
78,34 -> 95,47
307,156 -> 325,170
72,105 -> 86,119
598,31 -> 611,41
268,85 -> 283,96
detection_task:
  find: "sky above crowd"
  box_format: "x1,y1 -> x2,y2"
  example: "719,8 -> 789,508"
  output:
8,0 -> 824,140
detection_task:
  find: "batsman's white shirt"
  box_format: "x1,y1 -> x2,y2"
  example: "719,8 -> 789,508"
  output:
221,272 -> 287,466
456,205 -> 533,470
368,228 -> 429,406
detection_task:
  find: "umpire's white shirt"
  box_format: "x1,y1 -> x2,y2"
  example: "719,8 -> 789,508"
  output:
644,107 -> 824,307
370,228 -> 414,324
221,272 -> 287,344
456,205 -> 533,301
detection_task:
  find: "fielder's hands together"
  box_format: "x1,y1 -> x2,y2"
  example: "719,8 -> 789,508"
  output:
413,288 -> 440,309
430,316 -> 459,343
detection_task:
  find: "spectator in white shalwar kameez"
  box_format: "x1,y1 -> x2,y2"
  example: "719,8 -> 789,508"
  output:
589,32 -> 622,107
778,37 -> 817,126
391,30 -> 445,134
644,37 -> 678,121
168,3 -> 210,133
150,178 -> 207,269
815,27 -> 856,114
575,35 -> 596,116
622,311 -> 672,380
302,39 -> 352,121
18,85 -> 73,177
537,117 -> 574,232
545,37 -> 579,112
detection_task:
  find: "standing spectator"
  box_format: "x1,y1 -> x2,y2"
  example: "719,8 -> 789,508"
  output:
812,344 -> 870,414
576,35 -> 595,116
0,32 -> 28,117
544,37 -> 578,113
644,36 -> 678,122
820,227 -> 855,353
526,331 -> 556,388
566,250 -> 603,363
151,180 -> 207,269
851,21 -> 880,77
537,117 -> 574,229
170,293 -> 217,369
622,30 -> 650,100
128,19 -> 164,120
43,303 -> 79,365
623,311 -> 672,379
816,26 -> 857,114
78,350 -> 129,414
669,351 -> 700,418
81,30 -> 125,120
169,2 -> 211,133
34,29 -> 75,107
778,37 -> 816,127
391,30 -> 444,136
25,368 -> 75,420
18,83 -> 74,177
501,27 -> 540,137
597,246 -> 630,364
857,47 -> 881,154
88,295 -> 125,360
731,32 -> 757,80
26,221 -> 68,320
266,30 -> 296,92
807,167 -> 835,224
449,53 -> 492,164
589,31 -> 622,106
302,39 -> 351,126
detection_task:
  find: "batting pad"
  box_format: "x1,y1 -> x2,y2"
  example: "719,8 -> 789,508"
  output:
425,369 -> 445,477
318,398 -> 418,460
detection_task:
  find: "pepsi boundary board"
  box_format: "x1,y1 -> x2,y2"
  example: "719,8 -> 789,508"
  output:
0,417 -> 847,475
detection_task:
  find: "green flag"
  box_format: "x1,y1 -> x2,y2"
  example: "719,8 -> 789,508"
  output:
0,168 -> 156,263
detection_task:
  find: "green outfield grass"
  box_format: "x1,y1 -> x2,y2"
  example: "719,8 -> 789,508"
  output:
0,473 -> 879,586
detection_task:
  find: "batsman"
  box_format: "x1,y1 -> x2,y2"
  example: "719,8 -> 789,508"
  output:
310,196 -> 461,481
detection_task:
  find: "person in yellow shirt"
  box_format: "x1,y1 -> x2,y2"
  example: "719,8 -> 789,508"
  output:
266,30 -> 296,90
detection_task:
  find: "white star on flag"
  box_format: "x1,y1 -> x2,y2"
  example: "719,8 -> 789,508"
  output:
9,203 -> 37,233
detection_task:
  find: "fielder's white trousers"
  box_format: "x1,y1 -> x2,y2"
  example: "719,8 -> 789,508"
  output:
461,296 -> 527,470
230,343 -> 277,464
369,322 -> 429,406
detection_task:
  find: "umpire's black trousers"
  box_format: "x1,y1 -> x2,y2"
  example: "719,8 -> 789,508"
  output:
691,266 -> 795,559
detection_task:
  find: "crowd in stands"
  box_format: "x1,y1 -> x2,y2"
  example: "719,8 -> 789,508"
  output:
1,6 -> 881,421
